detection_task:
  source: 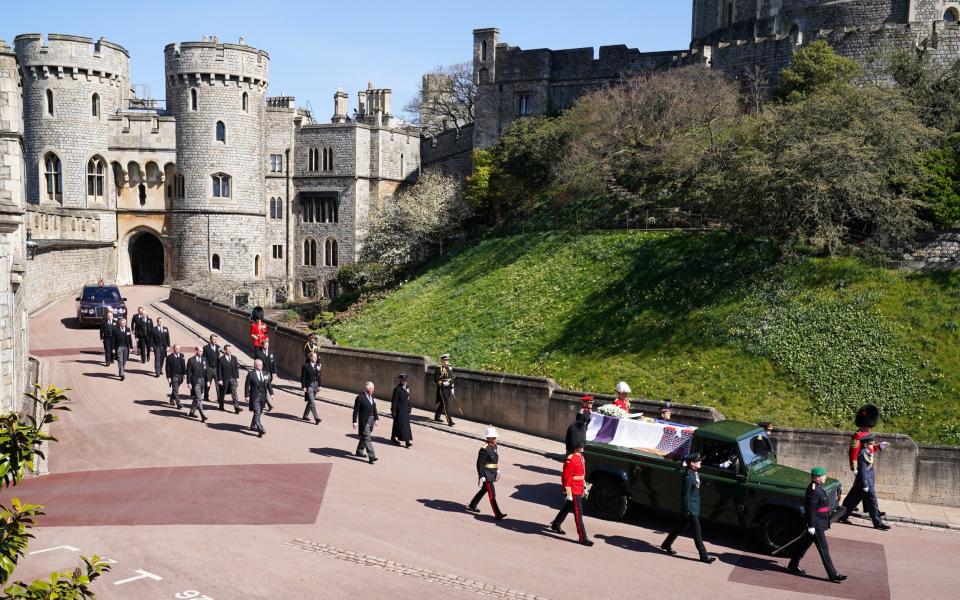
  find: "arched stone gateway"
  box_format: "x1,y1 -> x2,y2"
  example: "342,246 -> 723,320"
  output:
129,231 -> 164,285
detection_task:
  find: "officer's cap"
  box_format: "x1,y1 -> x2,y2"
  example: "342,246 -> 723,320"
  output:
440,353 -> 451,361
615,381 -> 631,394
580,395 -> 594,406
483,426 -> 499,439
685,452 -> 702,463
396,373 -> 407,381
811,466 -> 827,477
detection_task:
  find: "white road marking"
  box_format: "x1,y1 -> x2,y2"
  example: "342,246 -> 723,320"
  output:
28,545 -> 80,555
113,570 -> 163,585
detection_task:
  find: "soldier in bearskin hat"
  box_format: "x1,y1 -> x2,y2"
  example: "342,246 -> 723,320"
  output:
839,404 -> 890,529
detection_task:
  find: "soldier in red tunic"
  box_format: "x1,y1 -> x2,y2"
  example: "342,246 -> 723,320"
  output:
250,306 -> 268,351
839,404 -> 889,524
549,443 -> 593,546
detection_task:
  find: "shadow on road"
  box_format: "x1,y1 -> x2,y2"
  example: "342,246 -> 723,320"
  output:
74,359 -> 107,366
594,533 -> 662,555
510,482 -> 562,507
512,463 -> 561,477
206,422 -> 259,436
309,447 -> 365,461
82,372 -> 118,380
60,317 -> 85,330
417,498 -> 467,513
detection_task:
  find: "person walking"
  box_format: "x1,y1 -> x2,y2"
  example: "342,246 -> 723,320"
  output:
390,373 -> 413,447
787,467 -> 847,583
150,317 -> 171,377
131,307 -> 153,363
840,433 -> 891,530
99,309 -> 116,367
433,353 -> 458,426
660,453 -> 715,563
164,344 -> 186,409
244,358 -> 270,438
466,427 -> 507,520
202,334 -> 221,403
352,382 -> 379,464
112,317 -> 133,381
186,347 -> 208,423
254,339 -> 277,411
216,344 -> 242,414
250,306 -> 268,352
300,351 -> 322,424
550,443 -> 592,545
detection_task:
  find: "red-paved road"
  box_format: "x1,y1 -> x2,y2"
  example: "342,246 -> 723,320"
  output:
5,286 -> 958,600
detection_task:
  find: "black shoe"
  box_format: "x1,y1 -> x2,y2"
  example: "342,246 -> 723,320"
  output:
120,375 -> 125,381
660,546 -> 677,556
258,430 -> 263,438
369,457 -> 378,464
201,415 -> 207,423
176,405 -> 182,410
405,442 -> 412,448
700,556 -> 716,564
465,505 -> 480,513
874,523 -> 891,530
837,518 -> 851,525
355,452 -> 367,458
391,439 -> 401,445
235,407 -> 241,414
787,566 -> 806,575
550,524 -> 565,535
448,421 -> 456,426
580,539 -> 594,547
829,574 -> 847,583
433,417 -> 442,422
879,511 -> 886,517
315,419 -> 321,425
188,413 -> 195,418
495,513 -> 507,521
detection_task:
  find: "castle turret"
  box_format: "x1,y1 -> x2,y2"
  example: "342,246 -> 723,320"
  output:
332,88 -> 348,123
164,36 -> 269,281
14,34 -> 129,217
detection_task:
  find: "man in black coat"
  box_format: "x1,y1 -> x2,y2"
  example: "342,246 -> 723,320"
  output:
661,453 -> 715,563
201,334 -> 221,403
130,307 -> 153,363
186,346 -> 208,423
433,353 -> 458,426
244,358 -> 270,438
352,382 -> 379,464
216,344 -> 241,414
99,309 -> 116,366
150,317 -> 171,377
788,467 -> 847,582
112,317 -> 133,381
300,351 -> 322,424
164,343 -> 186,409
254,339 -> 277,411
390,373 -> 413,447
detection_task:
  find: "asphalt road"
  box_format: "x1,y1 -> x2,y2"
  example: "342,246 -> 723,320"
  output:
5,286 -> 959,600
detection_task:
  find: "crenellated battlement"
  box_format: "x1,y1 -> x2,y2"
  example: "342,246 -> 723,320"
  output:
164,37 -> 269,89
14,33 -> 129,82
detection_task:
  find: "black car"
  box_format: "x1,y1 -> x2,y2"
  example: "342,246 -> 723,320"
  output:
76,284 -> 127,326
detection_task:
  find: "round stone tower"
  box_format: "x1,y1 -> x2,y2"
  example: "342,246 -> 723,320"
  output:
14,34 -> 129,209
164,37 -> 269,281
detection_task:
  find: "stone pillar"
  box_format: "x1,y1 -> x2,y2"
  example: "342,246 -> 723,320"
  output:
332,88 -> 348,123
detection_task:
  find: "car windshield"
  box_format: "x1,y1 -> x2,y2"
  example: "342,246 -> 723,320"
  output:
82,287 -> 121,302
740,433 -> 774,467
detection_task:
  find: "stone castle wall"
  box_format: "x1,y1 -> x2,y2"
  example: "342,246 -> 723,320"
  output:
25,240 -> 117,314
421,123 -> 474,179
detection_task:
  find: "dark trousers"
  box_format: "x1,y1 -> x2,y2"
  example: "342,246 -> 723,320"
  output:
663,513 -> 709,560
303,384 -> 320,421
789,529 -> 840,579
841,475 -> 883,527
189,381 -> 206,418
136,335 -> 150,362
103,337 -> 114,365
356,417 -> 376,458
552,494 -> 588,542
169,377 -> 183,408
116,345 -> 129,378
218,378 -> 240,411
434,389 -> 454,425
153,347 -> 165,376
249,399 -> 265,433
204,370 -> 216,401
469,480 -> 505,518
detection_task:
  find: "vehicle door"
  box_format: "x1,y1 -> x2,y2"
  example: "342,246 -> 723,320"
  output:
696,438 -> 746,526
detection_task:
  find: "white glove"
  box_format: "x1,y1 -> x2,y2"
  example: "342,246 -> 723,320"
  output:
863,486 -> 870,492
565,494 -> 573,502
443,381 -> 450,387
807,527 -> 815,535
478,477 -> 486,485
879,442 -> 890,450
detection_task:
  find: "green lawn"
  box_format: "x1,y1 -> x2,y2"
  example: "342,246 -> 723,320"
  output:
328,231 -> 960,445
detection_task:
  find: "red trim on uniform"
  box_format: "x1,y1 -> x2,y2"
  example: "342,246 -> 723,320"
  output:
816,507 -> 830,513
485,481 -> 496,513
572,495 -> 586,542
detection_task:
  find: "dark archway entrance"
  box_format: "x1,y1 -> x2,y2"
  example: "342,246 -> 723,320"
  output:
129,232 -> 164,285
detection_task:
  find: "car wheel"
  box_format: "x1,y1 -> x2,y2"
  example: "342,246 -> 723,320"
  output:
757,509 -> 801,554
587,475 -> 629,521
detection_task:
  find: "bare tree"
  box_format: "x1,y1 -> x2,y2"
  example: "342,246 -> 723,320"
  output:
404,62 -> 477,136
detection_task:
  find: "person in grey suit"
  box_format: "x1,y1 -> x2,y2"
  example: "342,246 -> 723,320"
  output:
186,346 -> 208,423
216,344 -> 242,414
352,381 -> 379,464
112,317 -> 133,381
300,352 -> 322,424
244,358 -> 270,438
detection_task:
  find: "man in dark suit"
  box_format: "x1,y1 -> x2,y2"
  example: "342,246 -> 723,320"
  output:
150,317 -> 171,377
112,317 -> 133,381
352,382 -> 379,464
186,346 -> 208,423
99,309 -> 116,366
164,343 -> 186,409
202,334 -> 221,403
130,307 -> 153,363
254,339 -> 277,411
788,467 -> 847,582
244,358 -> 270,438
300,351 -> 322,424
216,344 -> 241,414
660,453 -> 715,563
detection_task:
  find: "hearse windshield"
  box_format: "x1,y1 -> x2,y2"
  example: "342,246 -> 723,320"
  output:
82,287 -> 121,302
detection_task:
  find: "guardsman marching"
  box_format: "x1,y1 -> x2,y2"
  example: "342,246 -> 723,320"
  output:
660,452 -> 715,563
788,467 -> 847,583
839,404 -> 889,526
550,443 -> 593,546
565,396 -> 593,454
250,306 -> 268,352
466,427 -> 507,520
841,432 -> 890,529
434,353 -> 458,426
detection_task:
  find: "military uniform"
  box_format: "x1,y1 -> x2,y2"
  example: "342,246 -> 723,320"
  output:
467,437 -> 506,519
550,450 -> 592,545
434,356 -> 458,426
789,468 -> 846,582
841,435 -> 889,529
304,338 -> 321,361
661,454 -> 713,563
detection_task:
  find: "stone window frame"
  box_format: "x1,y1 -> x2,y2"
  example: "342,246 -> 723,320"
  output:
254,255 -> 261,277
721,0 -> 734,27
41,150 -> 64,204
308,147 -> 319,172
272,244 -> 283,259
269,153 -> 283,173
324,237 -> 339,267
303,237 -> 318,266
517,93 -> 532,116
127,161 -> 142,185
86,155 -> 107,205
242,91 -> 249,113
211,173 -> 232,198
302,279 -> 318,299
322,147 -> 334,171
211,253 -> 222,272
190,88 -> 198,111
173,173 -> 185,199
946,5 -> 960,23
327,279 -> 340,300
45,89 -> 55,117
269,197 -> 284,220
301,194 -> 339,224
215,120 -> 227,144
92,93 -> 100,119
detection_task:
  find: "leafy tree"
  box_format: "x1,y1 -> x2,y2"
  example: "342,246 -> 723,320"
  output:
404,62 -> 476,136
776,40 -> 862,102
464,149 -> 492,213
889,48 -> 960,132
0,385 -> 111,598
913,134 -> 960,227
